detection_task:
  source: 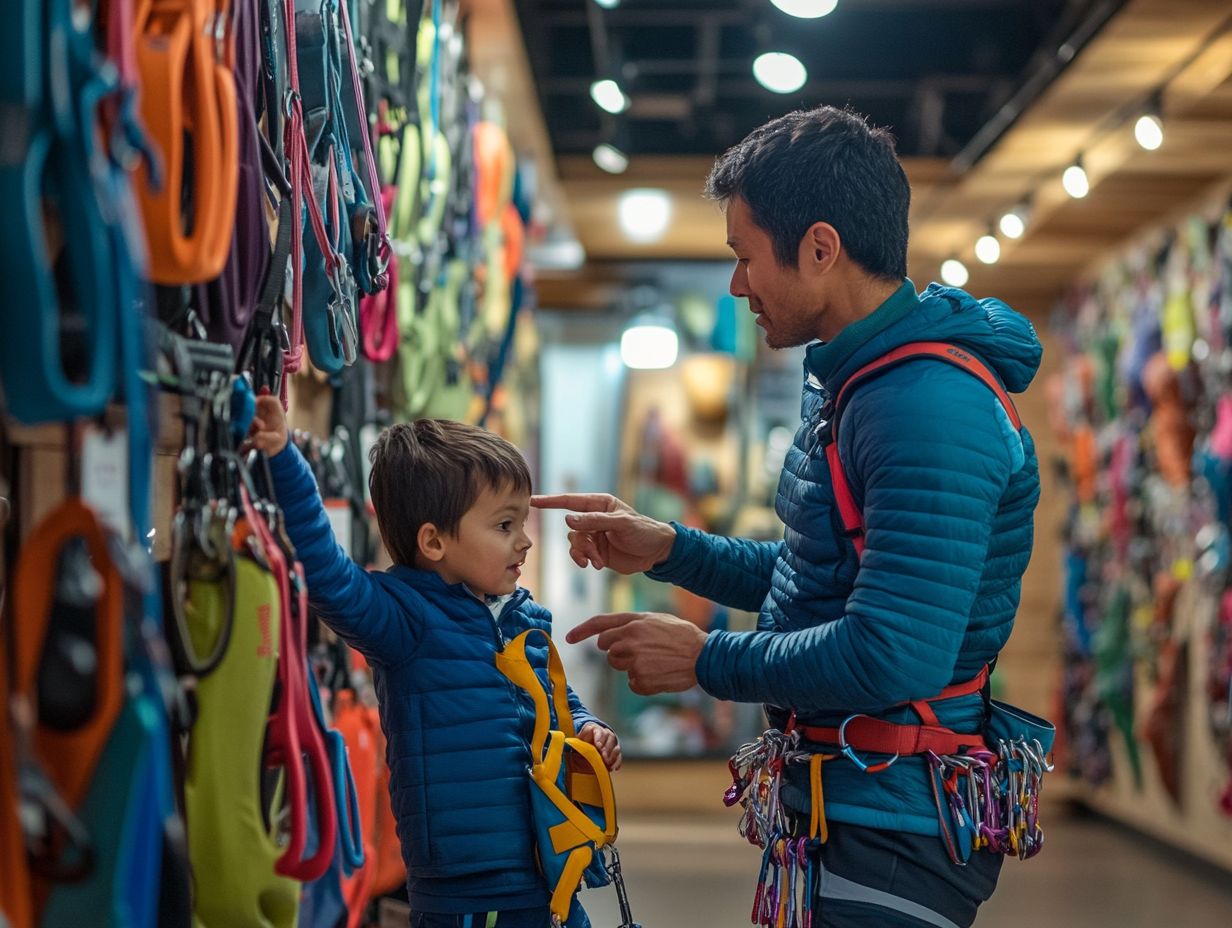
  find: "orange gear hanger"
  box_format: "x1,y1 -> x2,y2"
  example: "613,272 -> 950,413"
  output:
132,0 -> 239,283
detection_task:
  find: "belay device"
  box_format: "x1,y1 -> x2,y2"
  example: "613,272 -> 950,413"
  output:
495,629 -> 642,928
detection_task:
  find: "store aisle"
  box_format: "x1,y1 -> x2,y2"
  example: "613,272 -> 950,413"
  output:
582,804 -> 1232,926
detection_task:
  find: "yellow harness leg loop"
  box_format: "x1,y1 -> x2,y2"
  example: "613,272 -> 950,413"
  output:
494,630 -> 618,924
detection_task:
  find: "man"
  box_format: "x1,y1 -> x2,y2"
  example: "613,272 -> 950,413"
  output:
534,105 -> 1042,927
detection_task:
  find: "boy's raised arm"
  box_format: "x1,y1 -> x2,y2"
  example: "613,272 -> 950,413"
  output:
253,397 -> 417,663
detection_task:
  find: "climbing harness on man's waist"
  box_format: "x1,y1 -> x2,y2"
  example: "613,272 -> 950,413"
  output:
722,342 -> 1057,926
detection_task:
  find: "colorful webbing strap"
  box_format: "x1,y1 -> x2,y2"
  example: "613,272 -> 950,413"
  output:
12,499 -> 125,812
826,341 -> 1022,559
132,0 -> 240,283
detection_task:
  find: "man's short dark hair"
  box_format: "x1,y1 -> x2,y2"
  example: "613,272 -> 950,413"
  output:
705,105 -> 909,280
368,419 -> 532,566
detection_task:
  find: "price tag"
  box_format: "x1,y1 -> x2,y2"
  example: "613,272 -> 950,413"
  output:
82,426 -> 131,541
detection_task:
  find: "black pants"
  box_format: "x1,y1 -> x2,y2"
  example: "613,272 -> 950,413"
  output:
812,824 -> 1002,927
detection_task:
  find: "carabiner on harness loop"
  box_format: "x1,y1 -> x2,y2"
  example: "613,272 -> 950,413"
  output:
838,714 -> 900,774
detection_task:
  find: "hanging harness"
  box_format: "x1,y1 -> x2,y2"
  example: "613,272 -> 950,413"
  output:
132,0 -> 240,283
494,629 -> 634,927
725,343 -> 1056,926
184,538 -> 301,928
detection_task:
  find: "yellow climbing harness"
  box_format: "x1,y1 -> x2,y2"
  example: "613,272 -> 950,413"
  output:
494,629 -> 616,925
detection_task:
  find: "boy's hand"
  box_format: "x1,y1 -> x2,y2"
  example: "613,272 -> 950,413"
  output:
249,393 -> 290,456
577,723 -> 622,772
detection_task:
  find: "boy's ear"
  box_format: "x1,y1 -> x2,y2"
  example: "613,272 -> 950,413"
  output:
417,523 -> 447,563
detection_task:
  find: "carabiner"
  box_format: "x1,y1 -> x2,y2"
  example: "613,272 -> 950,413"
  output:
838,715 -> 899,774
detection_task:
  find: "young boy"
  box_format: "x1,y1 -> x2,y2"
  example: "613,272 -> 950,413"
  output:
248,397 -> 621,927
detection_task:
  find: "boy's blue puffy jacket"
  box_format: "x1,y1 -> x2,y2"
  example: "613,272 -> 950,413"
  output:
269,446 -> 605,914
647,281 -> 1042,836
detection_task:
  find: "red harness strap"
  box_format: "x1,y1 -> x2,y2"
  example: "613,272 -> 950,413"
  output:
804,344 -> 1019,767
792,665 -> 991,765
826,341 -> 1022,559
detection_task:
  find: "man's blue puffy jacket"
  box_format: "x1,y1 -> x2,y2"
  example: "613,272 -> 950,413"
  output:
268,445 -> 605,914
647,281 -> 1042,836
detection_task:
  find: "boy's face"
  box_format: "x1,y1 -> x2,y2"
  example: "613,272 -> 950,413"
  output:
436,483 -> 533,598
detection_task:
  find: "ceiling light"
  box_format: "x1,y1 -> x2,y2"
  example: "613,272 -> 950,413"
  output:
526,236 -> 586,271
1134,112 -> 1163,151
975,231 -> 1001,265
618,189 -> 672,243
621,322 -> 679,370
770,0 -> 838,17
593,143 -> 629,174
590,79 -> 630,114
999,203 -> 1029,239
753,52 -> 807,94
592,0 -> 620,8
940,258 -> 969,288
1062,158 -> 1089,199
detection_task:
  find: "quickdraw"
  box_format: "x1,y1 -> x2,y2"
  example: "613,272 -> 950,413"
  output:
165,335 -> 241,679
723,730 -> 820,928
360,181 -> 401,361
924,738 -> 1052,865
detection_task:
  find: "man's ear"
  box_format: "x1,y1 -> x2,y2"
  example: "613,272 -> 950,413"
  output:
417,523 -> 447,563
799,221 -> 841,274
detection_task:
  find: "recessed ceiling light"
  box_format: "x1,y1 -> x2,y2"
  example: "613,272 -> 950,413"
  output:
753,52 -> 807,94
590,79 -> 630,114
1134,113 -> 1163,151
593,143 -> 629,174
975,233 -> 1001,265
1062,160 -> 1090,199
999,206 -> 1027,239
940,258 -> 969,287
770,0 -> 839,18
618,189 -> 672,243
620,323 -> 679,370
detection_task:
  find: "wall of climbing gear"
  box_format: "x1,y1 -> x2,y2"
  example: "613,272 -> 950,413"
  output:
0,0 -> 543,924
1049,180 -> 1232,871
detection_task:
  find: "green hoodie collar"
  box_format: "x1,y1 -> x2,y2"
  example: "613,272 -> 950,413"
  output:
804,279 -> 918,388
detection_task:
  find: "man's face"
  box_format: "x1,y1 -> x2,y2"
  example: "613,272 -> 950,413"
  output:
725,197 -> 823,349
436,483 -> 533,598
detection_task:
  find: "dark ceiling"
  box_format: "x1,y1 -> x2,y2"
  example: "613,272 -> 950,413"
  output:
514,0 -> 1125,161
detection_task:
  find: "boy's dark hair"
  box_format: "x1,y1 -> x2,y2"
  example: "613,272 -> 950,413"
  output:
704,105 -> 910,281
368,419 -> 532,566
